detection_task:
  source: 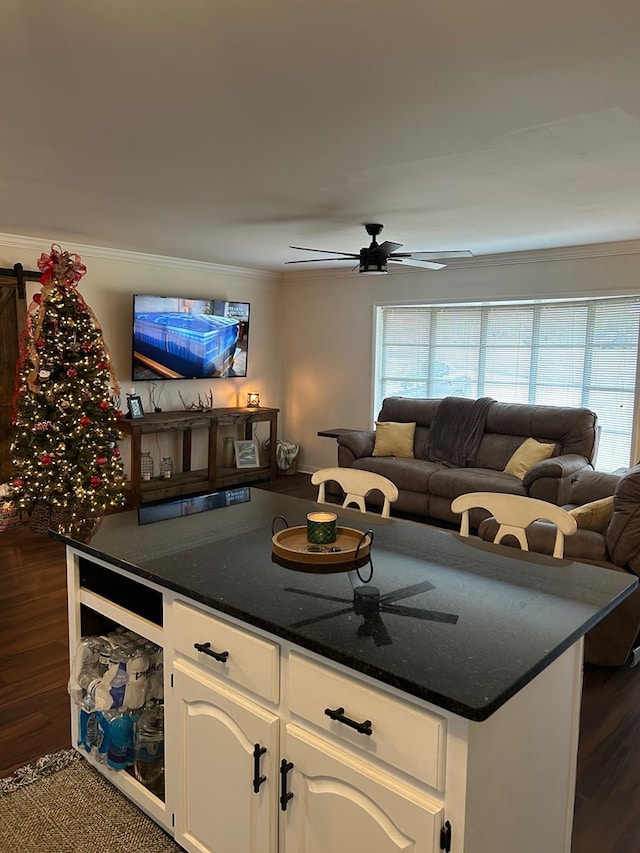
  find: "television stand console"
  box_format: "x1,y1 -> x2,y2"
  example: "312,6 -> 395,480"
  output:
120,407 -> 279,508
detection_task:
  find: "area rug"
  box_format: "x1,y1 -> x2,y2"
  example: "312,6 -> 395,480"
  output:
0,749 -> 183,853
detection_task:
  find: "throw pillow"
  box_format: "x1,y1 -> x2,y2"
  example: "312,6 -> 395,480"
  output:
569,496 -> 615,533
504,438 -> 555,480
372,421 -> 416,458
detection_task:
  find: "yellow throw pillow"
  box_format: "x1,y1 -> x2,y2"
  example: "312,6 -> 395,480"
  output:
372,421 -> 416,458
569,496 -> 614,533
504,438 -> 555,479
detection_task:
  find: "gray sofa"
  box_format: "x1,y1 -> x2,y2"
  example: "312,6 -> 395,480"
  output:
479,464 -> 640,667
337,396 -> 599,526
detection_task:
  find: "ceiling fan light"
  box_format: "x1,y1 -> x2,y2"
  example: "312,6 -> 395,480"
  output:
359,261 -> 388,274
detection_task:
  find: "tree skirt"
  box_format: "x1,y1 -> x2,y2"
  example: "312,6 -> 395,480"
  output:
0,750 -> 183,853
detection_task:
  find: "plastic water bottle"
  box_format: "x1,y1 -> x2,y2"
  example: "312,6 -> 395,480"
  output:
134,704 -> 165,798
106,710 -> 134,770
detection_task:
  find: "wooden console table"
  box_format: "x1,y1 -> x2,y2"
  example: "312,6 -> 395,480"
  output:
120,407 -> 279,508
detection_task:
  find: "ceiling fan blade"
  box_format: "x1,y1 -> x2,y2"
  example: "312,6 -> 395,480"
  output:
407,250 -> 474,260
389,258 -> 447,271
289,245 -> 360,257
285,257 -> 358,264
376,241 -> 403,255
382,602 -> 459,624
380,580 -> 435,604
289,605 -> 355,629
357,613 -> 393,646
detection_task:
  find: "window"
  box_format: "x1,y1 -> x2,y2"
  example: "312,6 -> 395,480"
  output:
375,296 -> 640,472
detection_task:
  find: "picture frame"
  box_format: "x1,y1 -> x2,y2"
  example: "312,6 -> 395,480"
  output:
127,394 -> 145,419
234,439 -> 260,468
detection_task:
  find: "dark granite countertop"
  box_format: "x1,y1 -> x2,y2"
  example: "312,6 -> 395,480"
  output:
52,488 -> 637,721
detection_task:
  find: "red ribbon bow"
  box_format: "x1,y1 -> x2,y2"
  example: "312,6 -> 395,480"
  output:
37,243 -> 87,286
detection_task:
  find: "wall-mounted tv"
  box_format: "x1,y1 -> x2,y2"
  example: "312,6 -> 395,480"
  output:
132,294 -> 250,380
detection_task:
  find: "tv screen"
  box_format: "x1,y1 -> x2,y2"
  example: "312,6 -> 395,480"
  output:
132,294 -> 250,380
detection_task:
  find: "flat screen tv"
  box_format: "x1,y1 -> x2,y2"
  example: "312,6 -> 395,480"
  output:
132,294 -> 250,380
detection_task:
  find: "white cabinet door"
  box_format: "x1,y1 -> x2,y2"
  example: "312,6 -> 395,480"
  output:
173,664 -> 279,853
281,724 -> 443,853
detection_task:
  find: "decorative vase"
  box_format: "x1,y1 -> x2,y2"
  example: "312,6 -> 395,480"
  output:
222,436 -> 235,468
140,452 -> 154,481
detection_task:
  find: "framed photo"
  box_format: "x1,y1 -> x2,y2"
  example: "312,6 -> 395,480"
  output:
234,439 -> 260,468
127,394 -> 145,419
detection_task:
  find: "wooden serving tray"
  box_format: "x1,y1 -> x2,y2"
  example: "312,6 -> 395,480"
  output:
272,525 -> 372,573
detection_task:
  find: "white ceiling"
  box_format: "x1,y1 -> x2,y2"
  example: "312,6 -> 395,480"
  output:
3,0 -> 640,272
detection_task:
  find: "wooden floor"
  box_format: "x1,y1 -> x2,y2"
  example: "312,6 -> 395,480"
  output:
1,473 -> 639,853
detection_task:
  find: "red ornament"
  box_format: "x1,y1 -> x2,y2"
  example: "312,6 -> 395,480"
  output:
33,293 -> 42,304
79,416 -> 92,426
99,400 -> 110,410
90,476 -> 102,486
35,337 -> 46,349
67,368 -> 77,378
13,477 -> 24,488
112,447 -> 121,458
115,410 -> 124,420
82,342 -> 92,352
96,456 -> 108,466
41,454 -> 53,466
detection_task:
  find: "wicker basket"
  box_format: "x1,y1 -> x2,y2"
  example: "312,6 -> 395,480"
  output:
29,503 -> 73,535
278,457 -> 299,476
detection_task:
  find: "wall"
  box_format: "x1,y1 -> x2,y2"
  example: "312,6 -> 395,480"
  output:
0,234 -> 282,475
3,233 -> 639,479
278,243 -> 640,472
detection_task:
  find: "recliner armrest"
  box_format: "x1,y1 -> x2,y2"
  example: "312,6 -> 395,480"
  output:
337,431 -> 376,465
523,454 -> 591,487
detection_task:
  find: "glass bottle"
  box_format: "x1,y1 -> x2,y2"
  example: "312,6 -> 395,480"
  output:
140,452 -> 154,481
160,457 -> 173,479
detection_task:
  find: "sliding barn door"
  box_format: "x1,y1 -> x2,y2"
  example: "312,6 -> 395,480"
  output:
0,279 -> 25,483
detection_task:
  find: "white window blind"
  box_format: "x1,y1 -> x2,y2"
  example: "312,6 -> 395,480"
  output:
375,296 -> 640,472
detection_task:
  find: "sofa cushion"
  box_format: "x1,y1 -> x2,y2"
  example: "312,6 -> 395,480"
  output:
504,438 -> 556,479
478,518 -> 610,563
353,457 -> 444,493
429,467 -> 528,499
569,496 -> 614,533
372,421 -> 415,458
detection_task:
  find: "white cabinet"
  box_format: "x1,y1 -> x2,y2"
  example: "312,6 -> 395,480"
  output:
282,724 -> 443,853
66,550 -> 583,853
172,664 -> 279,853
169,601 -> 445,853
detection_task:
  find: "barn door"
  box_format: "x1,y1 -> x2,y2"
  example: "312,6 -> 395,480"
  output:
0,276 -> 25,483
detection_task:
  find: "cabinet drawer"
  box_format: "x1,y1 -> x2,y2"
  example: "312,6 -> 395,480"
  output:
288,652 -> 446,791
173,601 -> 280,703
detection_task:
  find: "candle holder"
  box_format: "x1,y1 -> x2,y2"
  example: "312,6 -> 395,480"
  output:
247,392 -> 260,408
306,511 -> 338,545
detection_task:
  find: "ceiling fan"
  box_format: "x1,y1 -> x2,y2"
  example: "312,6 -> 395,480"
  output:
284,579 -> 459,647
286,223 -> 473,274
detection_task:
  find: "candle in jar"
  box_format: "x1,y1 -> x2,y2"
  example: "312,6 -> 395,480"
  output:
307,511 -> 337,545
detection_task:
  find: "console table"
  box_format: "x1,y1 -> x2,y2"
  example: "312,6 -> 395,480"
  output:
119,407 -> 279,508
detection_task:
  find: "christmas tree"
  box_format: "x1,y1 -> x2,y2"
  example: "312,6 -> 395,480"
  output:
10,244 -> 126,529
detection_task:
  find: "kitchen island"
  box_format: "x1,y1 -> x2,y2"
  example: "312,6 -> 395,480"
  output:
54,487 -> 637,853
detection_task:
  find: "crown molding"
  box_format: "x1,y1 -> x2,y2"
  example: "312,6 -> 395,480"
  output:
2,231 -> 639,281
0,232 -> 277,282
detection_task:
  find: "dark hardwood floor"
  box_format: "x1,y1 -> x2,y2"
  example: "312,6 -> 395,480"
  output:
2,472 -> 639,853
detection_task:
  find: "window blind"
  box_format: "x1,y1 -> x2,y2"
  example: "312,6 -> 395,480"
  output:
376,296 -> 640,472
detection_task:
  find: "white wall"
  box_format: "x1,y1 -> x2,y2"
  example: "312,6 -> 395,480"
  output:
278,244 -> 640,471
4,233 -> 640,477
0,234 -> 282,475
